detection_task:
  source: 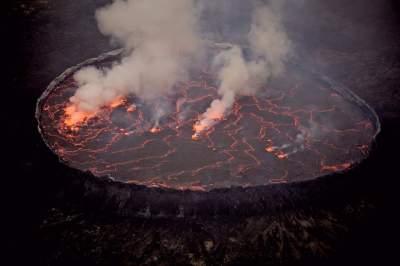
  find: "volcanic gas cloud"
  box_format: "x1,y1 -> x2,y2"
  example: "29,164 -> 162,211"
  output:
37,0 -> 379,191
68,0 -> 291,136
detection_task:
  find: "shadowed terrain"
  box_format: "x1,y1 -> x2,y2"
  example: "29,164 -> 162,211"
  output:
4,0 -> 400,265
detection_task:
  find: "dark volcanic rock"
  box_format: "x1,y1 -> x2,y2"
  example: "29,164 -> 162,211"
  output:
5,0 -> 400,265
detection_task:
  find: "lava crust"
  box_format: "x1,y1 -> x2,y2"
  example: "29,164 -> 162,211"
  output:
37,49 -> 379,191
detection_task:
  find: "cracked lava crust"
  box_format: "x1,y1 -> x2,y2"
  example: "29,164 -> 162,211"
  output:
36,49 -> 379,191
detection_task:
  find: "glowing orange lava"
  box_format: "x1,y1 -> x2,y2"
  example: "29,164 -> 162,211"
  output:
150,127 -> 161,134
63,105 -> 96,129
63,96 -> 127,130
191,123 -> 207,140
126,105 -> 136,112
192,116 -> 224,140
109,97 -> 126,108
38,52 -> 377,191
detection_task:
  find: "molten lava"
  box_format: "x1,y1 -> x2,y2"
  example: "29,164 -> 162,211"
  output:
150,127 -> 162,134
192,115 -> 224,140
37,53 -> 378,191
109,97 -> 126,108
63,105 -> 96,130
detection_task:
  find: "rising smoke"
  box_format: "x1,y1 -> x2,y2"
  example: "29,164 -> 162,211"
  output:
193,3 -> 292,136
69,0 -> 292,134
70,0 -> 204,113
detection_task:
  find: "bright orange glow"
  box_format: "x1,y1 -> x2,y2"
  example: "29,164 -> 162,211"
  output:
191,112 -> 224,141
265,146 -> 275,152
193,123 -> 206,133
63,96 -> 126,129
126,105 -> 136,112
64,105 -> 96,129
277,153 -> 288,160
265,146 -> 287,160
192,124 -> 206,140
208,113 -> 223,121
321,162 -> 351,172
150,127 -> 161,134
109,97 -> 126,108
191,133 -> 200,141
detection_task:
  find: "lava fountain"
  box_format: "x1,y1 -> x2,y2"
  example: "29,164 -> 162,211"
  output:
36,47 -> 380,191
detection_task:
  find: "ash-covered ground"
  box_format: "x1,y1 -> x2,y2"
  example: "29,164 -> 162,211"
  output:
4,0 -> 400,265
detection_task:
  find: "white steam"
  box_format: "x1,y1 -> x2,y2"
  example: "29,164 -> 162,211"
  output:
70,0 -> 204,113
193,5 -> 292,136
69,0 -> 292,137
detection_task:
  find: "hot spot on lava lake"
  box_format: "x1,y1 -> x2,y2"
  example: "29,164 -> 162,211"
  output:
36,48 -> 379,191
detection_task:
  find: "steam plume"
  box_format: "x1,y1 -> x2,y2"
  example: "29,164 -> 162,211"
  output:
70,0 -> 204,115
193,4 -> 292,138
67,0 -> 291,137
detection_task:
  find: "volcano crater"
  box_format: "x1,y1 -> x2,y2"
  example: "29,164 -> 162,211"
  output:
36,48 -> 380,192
